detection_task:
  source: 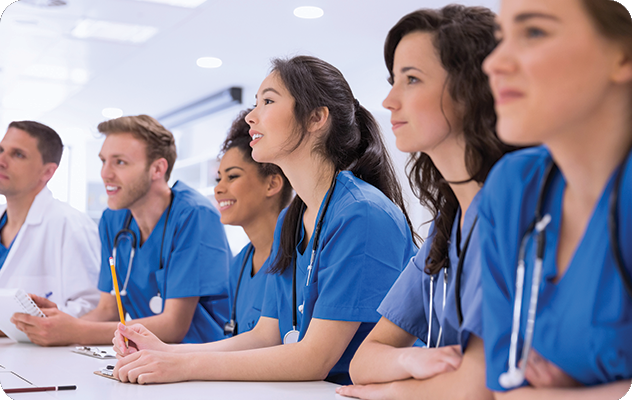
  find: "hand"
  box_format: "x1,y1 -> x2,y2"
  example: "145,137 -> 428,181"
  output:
112,323 -> 169,357
10,307 -> 77,346
336,382 -> 397,399
29,294 -> 59,309
113,350 -> 190,384
524,350 -> 582,388
398,345 -> 462,380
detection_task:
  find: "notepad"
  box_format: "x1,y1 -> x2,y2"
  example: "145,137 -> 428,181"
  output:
0,288 -> 46,343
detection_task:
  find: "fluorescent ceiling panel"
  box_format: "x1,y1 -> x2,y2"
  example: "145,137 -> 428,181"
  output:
71,19 -> 158,44
133,0 -> 207,8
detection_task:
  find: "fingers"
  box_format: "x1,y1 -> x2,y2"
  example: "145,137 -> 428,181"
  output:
29,294 -> 58,309
336,384 -> 365,399
113,351 -> 142,383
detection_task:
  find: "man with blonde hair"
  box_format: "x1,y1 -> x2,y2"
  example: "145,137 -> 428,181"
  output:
12,115 -> 230,346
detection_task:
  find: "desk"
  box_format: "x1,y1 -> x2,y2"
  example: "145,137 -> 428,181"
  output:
0,339 -> 343,399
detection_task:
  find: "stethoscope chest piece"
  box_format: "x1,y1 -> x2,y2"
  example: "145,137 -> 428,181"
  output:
149,294 -> 163,314
283,329 -> 300,344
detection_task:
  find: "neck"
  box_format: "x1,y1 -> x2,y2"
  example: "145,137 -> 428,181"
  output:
428,135 -> 481,227
277,148 -> 336,217
242,208 -> 278,275
4,184 -> 45,230
129,182 -> 172,244
546,90 -> 632,209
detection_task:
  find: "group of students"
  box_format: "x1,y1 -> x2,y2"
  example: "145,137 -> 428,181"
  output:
1,0 -> 631,399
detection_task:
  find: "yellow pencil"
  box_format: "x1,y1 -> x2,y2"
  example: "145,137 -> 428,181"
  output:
109,256 -> 128,347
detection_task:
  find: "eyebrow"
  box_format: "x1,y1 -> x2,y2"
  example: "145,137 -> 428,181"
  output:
255,88 -> 281,99
400,66 -> 425,75
220,166 -> 245,174
515,12 -> 560,23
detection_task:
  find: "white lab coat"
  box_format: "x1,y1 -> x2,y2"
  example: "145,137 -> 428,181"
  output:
0,187 -> 100,317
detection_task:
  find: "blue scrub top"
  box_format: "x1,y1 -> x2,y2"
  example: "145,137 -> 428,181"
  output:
261,171 -> 417,385
97,181 -> 231,343
378,192 -> 482,351
480,146 -> 632,391
0,212 -> 11,270
227,243 -> 269,335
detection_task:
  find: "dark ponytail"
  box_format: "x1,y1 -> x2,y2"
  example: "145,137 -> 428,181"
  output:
268,55 -> 418,274
385,5 -> 515,275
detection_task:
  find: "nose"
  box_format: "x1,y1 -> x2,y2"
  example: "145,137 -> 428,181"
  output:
214,176 -> 225,198
0,151 -> 8,168
382,82 -> 400,112
483,38 -> 516,79
101,160 -> 114,182
245,107 -> 257,127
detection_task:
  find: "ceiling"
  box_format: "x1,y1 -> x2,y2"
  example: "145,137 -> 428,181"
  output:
0,0 -> 498,146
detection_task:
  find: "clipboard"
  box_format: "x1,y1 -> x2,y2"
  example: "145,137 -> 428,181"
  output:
93,366 -> 118,381
73,346 -> 117,359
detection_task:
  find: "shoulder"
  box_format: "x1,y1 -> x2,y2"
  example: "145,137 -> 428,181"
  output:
481,147 -> 551,212
44,197 -> 96,228
170,181 -> 220,221
98,208 -> 128,231
332,171 -> 407,227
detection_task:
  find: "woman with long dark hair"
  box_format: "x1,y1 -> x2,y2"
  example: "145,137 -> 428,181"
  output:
110,55 -> 417,385
215,109 -> 292,337
480,0 -> 632,398
338,5 -> 513,399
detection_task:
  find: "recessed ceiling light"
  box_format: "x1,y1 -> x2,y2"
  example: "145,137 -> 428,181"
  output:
196,57 -> 222,69
133,0 -> 207,8
293,6 -> 324,19
71,19 -> 158,44
102,108 -> 123,119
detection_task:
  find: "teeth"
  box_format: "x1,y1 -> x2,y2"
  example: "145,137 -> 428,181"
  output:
252,134 -> 263,140
219,200 -> 235,208
106,186 -> 118,191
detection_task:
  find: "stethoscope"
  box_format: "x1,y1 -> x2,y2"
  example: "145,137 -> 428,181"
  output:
111,190 -> 174,316
426,215 -> 478,348
284,171 -> 339,345
499,155 -> 632,389
224,244 -> 254,336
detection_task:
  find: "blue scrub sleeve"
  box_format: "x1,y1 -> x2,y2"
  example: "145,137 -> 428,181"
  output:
377,254 -> 429,341
97,212 -> 115,293
311,200 -> 413,322
479,166 -> 528,392
261,209 -> 286,321
163,206 -> 229,299
458,232 -> 484,350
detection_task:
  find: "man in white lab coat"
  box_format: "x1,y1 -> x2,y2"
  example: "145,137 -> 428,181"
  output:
0,121 -> 100,322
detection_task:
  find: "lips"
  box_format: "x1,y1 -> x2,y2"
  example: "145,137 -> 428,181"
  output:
105,184 -> 121,196
391,121 -> 407,131
249,129 -> 263,146
495,88 -> 525,105
217,199 -> 235,211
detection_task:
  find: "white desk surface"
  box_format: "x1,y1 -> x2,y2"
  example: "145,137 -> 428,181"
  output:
0,339 -> 344,399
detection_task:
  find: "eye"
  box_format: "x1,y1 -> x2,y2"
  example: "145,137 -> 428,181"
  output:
227,174 -> 239,181
14,151 -> 25,159
116,159 -> 125,165
525,26 -> 546,39
215,176 -> 221,183
407,75 -> 420,84
263,98 -> 274,105
387,76 -> 394,86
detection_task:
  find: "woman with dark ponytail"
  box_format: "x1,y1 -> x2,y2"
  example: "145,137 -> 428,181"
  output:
338,5 -> 513,399
111,55 -> 417,385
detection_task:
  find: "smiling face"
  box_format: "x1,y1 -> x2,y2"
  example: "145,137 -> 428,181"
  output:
382,31 -> 462,155
214,147 -> 270,227
244,72 -> 298,164
483,0 -> 629,145
99,132 -> 152,211
0,127 -> 54,198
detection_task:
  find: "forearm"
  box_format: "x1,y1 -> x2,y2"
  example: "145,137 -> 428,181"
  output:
350,340 -> 414,384
186,341 -> 334,381
172,329 -> 275,353
494,380 -> 632,400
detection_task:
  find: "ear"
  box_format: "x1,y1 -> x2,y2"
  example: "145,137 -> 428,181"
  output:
307,106 -> 330,134
40,163 -> 58,184
611,50 -> 632,84
150,158 -> 169,181
265,174 -> 284,198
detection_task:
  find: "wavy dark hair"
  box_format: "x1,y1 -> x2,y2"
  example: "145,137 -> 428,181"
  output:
219,108 -> 293,211
385,5 -> 514,275
268,55 -> 418,274
581,0 -> 632,54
